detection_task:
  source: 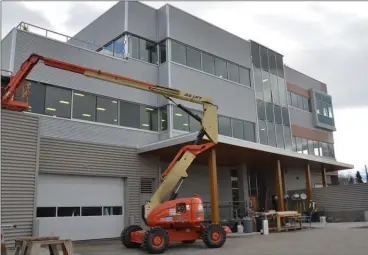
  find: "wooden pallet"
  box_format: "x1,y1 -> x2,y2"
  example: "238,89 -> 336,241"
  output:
14,236 -> 75,255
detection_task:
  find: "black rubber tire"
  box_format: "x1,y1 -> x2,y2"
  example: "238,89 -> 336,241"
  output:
202,224 -> 226,248
143,227 -> 169,254
181,240 -> 196,244
121,225 -> 143,248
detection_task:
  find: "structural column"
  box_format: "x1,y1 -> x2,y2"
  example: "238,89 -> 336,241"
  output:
275,160 -> 285,211
321,167 -> 327,187
208,148 -> 219,224
305,164 -> 313,201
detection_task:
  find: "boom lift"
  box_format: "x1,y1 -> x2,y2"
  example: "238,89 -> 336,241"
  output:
1,53 -> 229,254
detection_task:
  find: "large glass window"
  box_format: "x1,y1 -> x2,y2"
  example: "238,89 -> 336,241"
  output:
159,41 -> 166,64
96,96 -> 118,125
291,136 -> 297,151
262,70 -> 271,102
260,46 -> 269,72
267,121 -> 276,147
270,74 -> 279,105
202,52 -> 215,75
140,105 -> 158,131
276,124 -> 284,148
257,100 -> 266,120
276,54 -> 284,78
120,101 -> 140,129
114,36 -> 125,58
218,115 -> 232,136
308,139 -> 314,155
328,143 -> 335,158
171,41 -> 186,65
266,102 -> 274,122
215,58 -> 227,79
100,41 -> 114,56
227,62 -> 239,83
274,105 -> 282,124
186,47 -> 201,70
269,51 -> 277,75
321,142 -> 329,157
258,120 -> 267,145
173,106 -> 189,131
159,106 -> 167,131
27,81 -> 46,114
129,35 -> 139,59
73,91 -> 96,121
44,86 -> 71,118
140,39 -> 157,64
297,95 -> 303,109
278,77 -> 287,106
254,68 -> 263,100
189,110 -> 203,132
303,97 -> 310,111
283,126 -> 292,150
296,137 -> 302,153
244,121 -> 256,142
251,42 -> 261,69
291,92 -> 298,108
302,138 -> 308,154
313,140 -> 320,156
281,107 -> 290,126
232,119 -> 244,140
239,67 -> 251,87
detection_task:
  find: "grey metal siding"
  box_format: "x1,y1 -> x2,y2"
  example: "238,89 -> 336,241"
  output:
14,30 -> 159,106
127,2 -> 157,41
285,66 -> 325,92
170,63 -> 257,121
284,167 -> 331,191
70,2 -> 126,50
168,5 -> 252,68
39,137 -> 160,225
157,5 -> 168,41
158,63 -> 169,106
1,30 -> 13,72
1,110 -> 39,246
39,115 -> 159,147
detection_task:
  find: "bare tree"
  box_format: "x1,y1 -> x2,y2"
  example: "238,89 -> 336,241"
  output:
356,171 -> 364,183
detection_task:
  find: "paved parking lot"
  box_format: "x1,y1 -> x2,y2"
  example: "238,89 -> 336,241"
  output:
72,223 -> 368,255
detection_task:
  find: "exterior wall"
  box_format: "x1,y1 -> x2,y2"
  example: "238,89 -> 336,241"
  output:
285,66 -> 326,92
14,30 -> 159,106
1,30 -> 14,72
128,2 -> 157,41
284,167 -> 331,191
1,110 -> 39,246
167,5 -> 252,69
157,5 -> 168,41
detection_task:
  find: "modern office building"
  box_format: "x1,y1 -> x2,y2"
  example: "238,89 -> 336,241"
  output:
1,1 -> 353,245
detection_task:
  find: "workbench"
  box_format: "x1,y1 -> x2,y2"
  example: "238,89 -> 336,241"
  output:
261,211 -> 302,232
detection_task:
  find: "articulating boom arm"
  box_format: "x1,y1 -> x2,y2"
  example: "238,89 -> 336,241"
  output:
1,53 -> 219,220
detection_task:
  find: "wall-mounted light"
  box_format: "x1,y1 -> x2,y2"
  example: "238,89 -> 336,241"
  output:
59,100 -> 70,104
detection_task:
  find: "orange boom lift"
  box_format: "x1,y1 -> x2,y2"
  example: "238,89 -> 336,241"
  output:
1,53 -> 229,254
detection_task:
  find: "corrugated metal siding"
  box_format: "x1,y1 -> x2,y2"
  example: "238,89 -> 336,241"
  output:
39,115 -> 159,147
1,30 -> 13,71
1,110 -> 39,246
39,137 -> 160,225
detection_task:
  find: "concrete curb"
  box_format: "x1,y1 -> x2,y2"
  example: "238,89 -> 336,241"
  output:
227,232 -> 260,238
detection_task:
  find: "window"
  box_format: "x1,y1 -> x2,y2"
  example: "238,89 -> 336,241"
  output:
239,67 -> 251,87
244,121 -> 256,142
267,121 -> 276,147
262,70 -> 271,102
232,119 -> 244,140
218,115 -> 231,136
269,51 -> 277,75
129,35 -> 139,59
140,106 -> 158,131
159,106 -> 167,131
45,86 -> 71,118
140,39 -> 157,64
159,41 -> 166,64
27,81 -> 46,114
260,46 -> 269,72
254,68 -> 263,100
270,74 -> 279,105
308,140 -> 314,155
328,143 -> 335,158
202,52 -> 215,75
251,42 -> 261,68
266,102 -> 274,122
96,96 -> 118,125
297,95 -> 303,109
82,207 -> 102,216
274,105 -> 282,124
303,97 -> 309,111
258,120 -> 267,145
114,36 -> 125,58
215,58 -> 227,79
278,77 -> 287,106
103,206 -> 123,216
37,207 -> 56,218
186,47 -> 201,69
189,110 -> 203,132
282,107 -> 290,126
171,41 -> 186,65
296,137 -> 303,153
283,126 -> 292,150
173,106 -> 189,131
302,138 -> 308,154
291,92 -> 298,108
321,142 -> 329,157
73,91 -> 96,121
257,100 -> 266,120
120,101 -> 140,129
58,207 -> 80,217
276,124 -> 284,148
291,136 -> 297,151
276,54 -> 284,78
313,140 -> 320,156
100,42 -> 114,56
227,62 -> 239,83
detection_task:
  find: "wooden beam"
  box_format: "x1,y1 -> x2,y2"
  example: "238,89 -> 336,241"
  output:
275,160 -> 285,211
321,167 -> 327,187
208,148 -> 219,224
305,164 -> 313,200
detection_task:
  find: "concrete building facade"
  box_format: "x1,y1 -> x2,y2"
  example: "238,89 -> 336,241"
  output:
1,1 -> 353,245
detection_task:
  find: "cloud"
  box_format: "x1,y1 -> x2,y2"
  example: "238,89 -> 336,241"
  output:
1,2 -> 55,39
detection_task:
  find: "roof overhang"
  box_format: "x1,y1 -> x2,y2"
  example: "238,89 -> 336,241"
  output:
138,133 -> 354,172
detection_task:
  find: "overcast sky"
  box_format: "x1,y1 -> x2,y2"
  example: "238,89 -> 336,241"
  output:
1,1 -> 367,176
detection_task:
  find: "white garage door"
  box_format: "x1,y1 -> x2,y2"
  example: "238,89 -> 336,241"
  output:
35,174 -> 124,241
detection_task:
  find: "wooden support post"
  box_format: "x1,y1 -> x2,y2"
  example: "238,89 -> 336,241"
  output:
275,160 -> 285,211
321,167 -> 327,187
208,148 -> 219,224
305,164 -> 313,201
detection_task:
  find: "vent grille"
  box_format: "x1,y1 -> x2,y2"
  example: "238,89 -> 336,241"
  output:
141,179 -> 153,194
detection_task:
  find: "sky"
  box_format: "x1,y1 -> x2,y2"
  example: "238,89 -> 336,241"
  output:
1,1 -> 367,177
